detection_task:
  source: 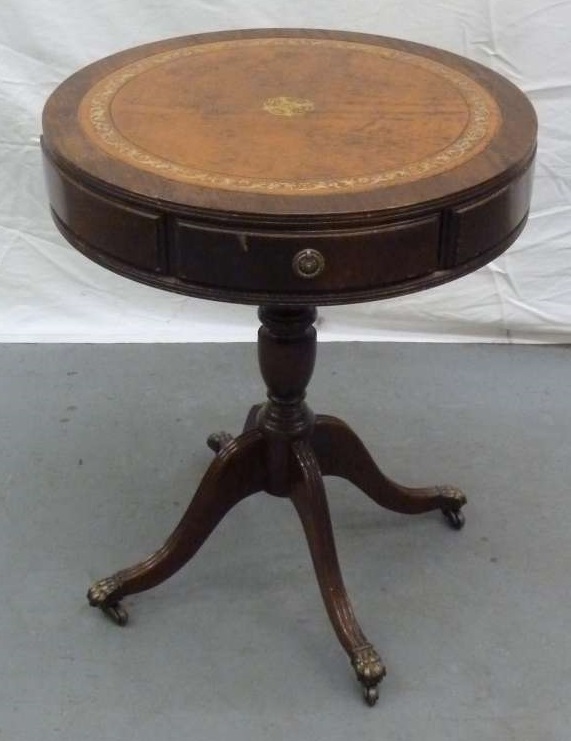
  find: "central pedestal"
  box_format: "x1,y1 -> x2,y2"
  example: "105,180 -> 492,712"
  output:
87,306 -> 466,706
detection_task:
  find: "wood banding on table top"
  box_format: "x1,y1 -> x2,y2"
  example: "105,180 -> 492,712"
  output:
42,29 -> 537,305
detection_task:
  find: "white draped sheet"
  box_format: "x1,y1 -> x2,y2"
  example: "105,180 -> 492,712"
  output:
0,0 -> 569,342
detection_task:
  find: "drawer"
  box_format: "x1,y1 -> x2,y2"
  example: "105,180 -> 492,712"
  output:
171,215 -> 441,295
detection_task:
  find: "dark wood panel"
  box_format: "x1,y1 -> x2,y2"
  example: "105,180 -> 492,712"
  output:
43,147 -> 165,274
451,162 -> 534,264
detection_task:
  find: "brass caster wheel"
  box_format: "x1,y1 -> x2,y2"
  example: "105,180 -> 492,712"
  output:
101,602 -> 129,626
442,507 -> 465,530
363,685 -> 379,707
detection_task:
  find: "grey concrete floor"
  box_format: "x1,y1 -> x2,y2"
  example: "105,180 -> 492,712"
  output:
0,342 -> 570,740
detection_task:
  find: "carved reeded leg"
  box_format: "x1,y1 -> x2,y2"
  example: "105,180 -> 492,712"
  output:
87,430 -> 266,624
312,415 -> 467,529
289,440 -> 386,705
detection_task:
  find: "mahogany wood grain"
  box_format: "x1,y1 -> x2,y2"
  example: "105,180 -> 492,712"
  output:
289,439 -> 386,699
312,415 -> 467,515
87,430 -> 266,607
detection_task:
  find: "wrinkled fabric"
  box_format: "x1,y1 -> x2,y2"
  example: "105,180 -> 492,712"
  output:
0,0 -> 569,342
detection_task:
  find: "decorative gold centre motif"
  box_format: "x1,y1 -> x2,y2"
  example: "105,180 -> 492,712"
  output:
263,96 -> 315,117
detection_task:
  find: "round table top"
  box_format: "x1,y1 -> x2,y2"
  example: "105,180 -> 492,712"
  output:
42,29 -> 537,305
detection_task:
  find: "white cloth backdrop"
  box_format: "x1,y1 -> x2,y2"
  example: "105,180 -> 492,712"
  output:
0,0 -> 569,342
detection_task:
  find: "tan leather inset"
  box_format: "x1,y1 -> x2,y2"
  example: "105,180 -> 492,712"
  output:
79,38 -> 500,194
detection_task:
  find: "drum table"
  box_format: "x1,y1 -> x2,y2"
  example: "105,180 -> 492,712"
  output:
42,29 -> 536,705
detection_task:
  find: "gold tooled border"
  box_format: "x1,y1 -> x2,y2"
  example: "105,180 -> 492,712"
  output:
80,37 -> 501,195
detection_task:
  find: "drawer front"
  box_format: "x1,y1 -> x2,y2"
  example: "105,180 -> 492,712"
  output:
171,215 -> 441,295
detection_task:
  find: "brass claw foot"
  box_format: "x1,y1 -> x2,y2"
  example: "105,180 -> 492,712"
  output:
351,645 -> 386,707
206,431 -> 234,453
437,485 -> 467,530
87,576 -> 128,626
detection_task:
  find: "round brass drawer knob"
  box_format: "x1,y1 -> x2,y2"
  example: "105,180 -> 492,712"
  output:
292,249 -> 325,279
